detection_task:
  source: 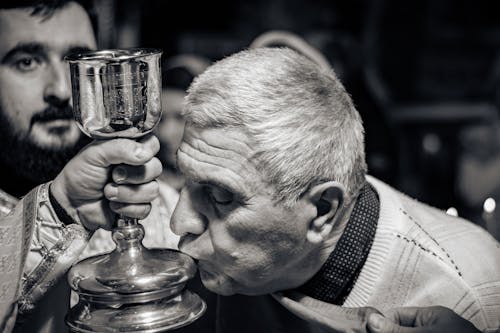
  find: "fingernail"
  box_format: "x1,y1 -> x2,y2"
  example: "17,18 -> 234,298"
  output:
114,167 -> 127,182
368,313 -> 383,331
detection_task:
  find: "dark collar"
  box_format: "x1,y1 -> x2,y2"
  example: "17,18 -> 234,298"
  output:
298,182 -> 379,305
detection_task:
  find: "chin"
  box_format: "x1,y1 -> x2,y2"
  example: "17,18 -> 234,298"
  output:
199,268 -> 236,296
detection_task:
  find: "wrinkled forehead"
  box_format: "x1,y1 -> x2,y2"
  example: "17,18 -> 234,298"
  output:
0,2 -> 96,57
177,125 -> 263,197
183,125 -> 253,153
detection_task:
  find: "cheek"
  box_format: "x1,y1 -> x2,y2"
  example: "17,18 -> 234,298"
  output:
226,209 -> 307,254
212,215 -> 306,281
0,70 -> 43,133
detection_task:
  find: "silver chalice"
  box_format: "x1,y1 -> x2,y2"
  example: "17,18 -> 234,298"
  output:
65,49 -> 205,332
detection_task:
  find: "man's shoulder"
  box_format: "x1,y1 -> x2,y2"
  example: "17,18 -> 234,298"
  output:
367,175 -> 500,284
361,178 -> 500,330
367,175 -> 494,242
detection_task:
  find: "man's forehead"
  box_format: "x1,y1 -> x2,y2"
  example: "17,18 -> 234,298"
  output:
182,125 -> 254,155
0,3 -> 95,55
178,125 -> 260,196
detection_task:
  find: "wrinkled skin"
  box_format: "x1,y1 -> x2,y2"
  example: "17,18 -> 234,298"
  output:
171,125 -> 342,296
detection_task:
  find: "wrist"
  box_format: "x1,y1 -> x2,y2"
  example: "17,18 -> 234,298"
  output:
48,185 -> 76,226
49,181 -> 82,227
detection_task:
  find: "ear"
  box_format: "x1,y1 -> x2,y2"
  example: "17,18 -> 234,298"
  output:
305,181 -> 345,244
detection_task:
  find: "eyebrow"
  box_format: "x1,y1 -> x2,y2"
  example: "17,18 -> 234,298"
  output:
64,45 -> 93,58
1,42 -> 93,64
1,42 -> 46,64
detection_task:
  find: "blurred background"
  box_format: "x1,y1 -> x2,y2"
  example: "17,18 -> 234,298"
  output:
92,0 -> 499,239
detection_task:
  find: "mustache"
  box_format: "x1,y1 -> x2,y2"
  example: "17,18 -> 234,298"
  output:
30,104 -> 74,127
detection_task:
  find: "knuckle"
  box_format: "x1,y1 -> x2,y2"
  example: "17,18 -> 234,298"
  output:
142,182 -> 159,202
151,136 -> 160,153
151,180 -> 160,194
114,137 -> 133,147
104,184 -> 119,200
144,161 -> 162,180
116,139 -> 140,156
151,157 -> 163,174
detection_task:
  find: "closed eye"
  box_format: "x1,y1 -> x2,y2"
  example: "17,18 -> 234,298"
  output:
204,185 -> 234,206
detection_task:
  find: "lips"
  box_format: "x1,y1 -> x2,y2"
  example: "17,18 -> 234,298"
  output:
177,238 -> 216,275
178,235 -> 197,258
30,105 -> 74,128
197,260 -> 218,278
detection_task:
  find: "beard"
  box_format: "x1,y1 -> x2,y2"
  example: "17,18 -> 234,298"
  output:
0,105 -> 91,186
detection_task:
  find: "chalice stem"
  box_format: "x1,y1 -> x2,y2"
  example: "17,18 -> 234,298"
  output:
113,215 -> 145,255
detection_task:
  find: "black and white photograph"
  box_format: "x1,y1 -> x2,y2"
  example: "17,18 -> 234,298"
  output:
0,1 -> 499,332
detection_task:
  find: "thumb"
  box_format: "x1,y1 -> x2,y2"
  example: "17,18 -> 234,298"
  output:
368,313 -> 415,333
84,135 -> 160,167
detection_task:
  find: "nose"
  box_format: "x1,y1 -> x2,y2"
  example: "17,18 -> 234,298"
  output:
171,186 -> 208,237
44,60 -> 72,106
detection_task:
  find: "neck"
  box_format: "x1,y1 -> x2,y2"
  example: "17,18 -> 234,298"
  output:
298,182 -> 380,304
293,201 -> 356,288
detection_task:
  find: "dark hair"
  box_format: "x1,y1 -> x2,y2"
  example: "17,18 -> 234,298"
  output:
0,0 -> 97,37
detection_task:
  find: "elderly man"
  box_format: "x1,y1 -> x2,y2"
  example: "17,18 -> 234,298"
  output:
171,47 -> 500,332
0,1 -> 177,332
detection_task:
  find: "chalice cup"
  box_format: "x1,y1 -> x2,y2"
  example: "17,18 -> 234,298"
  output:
65,49 -> 205,332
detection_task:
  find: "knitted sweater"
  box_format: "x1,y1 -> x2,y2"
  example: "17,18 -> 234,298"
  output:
350,176 -> 500,331
218,176 -> 500,332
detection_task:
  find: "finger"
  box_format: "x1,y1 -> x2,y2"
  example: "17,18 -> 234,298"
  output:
112,158 -> 163,184
368,313 -> 417,333
104,181 -> 159,204
85,135 -> 160,167
109,202 -> 152,220
387,306 -> 449,328
77,201 -> 116,231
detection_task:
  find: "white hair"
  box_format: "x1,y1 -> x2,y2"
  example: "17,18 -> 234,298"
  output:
184,47 -> 366,206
